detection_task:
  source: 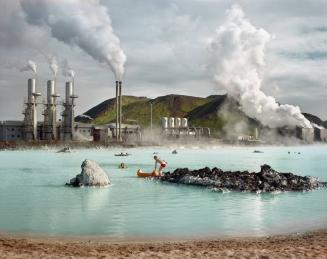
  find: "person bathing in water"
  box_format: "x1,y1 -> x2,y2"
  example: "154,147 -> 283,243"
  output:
153,156 -> 167,176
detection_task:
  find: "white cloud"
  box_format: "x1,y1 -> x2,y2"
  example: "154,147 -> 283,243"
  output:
0,0 -> 326,120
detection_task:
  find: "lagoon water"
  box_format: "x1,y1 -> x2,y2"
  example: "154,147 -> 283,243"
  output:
0,145 -> 326,240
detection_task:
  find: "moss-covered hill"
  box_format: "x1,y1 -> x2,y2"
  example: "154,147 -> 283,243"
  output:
75,94 -> 262,136
76,94 -> 208,126
76,94 -> 325,137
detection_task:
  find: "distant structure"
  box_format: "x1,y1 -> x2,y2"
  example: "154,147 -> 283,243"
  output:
115,80 -> 123,142
0,77 -> 138,143
23,78 -> 41,140
314,126 -> 327,141
296,127 -> 315,143
161,117 -> 210,138
43,80 -> 60,140
236,127 -> 262,144
2,76 -> 327,144
93,122 -> 141,142
61,81 -> 78,140
295,126 -> 327,143
0,121 -> 24,141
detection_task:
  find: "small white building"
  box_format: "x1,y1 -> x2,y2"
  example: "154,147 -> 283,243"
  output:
73,122 -> 93,141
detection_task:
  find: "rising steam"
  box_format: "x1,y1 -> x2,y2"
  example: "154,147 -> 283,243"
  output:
20,60 -> 37,74
208,5 -> 312,129
48,56 -> 58,77
20,0 -> 126,80
62,59 -> 75,79
41,55 -> 59,78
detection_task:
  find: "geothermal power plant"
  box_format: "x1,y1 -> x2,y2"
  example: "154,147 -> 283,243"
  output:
0,76 -> 327,144
0,77 -> 84,142
22,77 -> 77,141
0,77 -> 130,143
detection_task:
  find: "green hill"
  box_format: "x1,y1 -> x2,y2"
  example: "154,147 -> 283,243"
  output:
76,94 -> 323,137
76,96 -> 149,125
188,95 -> 260,137
76,94 -> 210,127
75,94 -> 260,136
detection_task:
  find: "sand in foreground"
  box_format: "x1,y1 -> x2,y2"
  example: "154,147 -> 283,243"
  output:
0,230 -> 327,258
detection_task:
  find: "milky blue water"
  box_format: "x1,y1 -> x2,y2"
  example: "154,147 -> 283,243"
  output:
0,145 -> 326,240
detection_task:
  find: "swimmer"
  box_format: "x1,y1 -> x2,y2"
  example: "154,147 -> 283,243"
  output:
119,162 -> 127,169
153,156 -> 167,176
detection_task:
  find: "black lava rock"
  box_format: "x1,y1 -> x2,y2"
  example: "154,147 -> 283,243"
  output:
160,164 -> 321,193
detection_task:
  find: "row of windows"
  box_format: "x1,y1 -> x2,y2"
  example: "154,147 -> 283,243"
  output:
4,128 -> 92,133
6,128 -> 22,132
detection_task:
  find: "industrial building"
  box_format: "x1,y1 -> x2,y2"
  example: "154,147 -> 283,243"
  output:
93,123 -> 141,142
0,78 -> 140,143
296,127 -> 315,143
314,126 -> 327,142
0,121 -> 24,141
42,80 -> 60,140
22,78 -> 41,140
286,126 -> 327,143
0,77 -> 84,142
161,117 -> 210,138
2,77 -> 327,144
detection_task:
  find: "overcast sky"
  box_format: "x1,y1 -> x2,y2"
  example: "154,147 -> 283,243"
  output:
0,0 -> 327,120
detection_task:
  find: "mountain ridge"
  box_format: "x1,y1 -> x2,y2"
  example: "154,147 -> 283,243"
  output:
75,94 -> 326,135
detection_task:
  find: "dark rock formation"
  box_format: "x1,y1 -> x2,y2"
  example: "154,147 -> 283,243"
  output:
66,159 -> 111,187
160,165 -> 322,192
57,146 -> 72,153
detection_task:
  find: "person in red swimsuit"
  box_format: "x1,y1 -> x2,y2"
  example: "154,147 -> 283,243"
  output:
154,156 -> 167,176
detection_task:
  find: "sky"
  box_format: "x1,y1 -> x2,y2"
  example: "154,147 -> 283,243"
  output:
0,0 -> 327,121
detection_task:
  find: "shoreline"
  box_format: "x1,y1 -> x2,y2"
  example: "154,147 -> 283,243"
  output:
1,140 -> 326,151
1,229 -> 326,258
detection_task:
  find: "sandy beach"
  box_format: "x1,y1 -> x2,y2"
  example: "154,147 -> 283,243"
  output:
0,230 -> 326,258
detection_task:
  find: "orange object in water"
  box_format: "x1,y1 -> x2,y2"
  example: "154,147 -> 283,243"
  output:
137,169 -> 157,178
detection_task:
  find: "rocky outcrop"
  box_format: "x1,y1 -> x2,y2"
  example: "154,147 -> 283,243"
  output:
160,164 -> 322,192
66,159 -> 110,187
57,146 -> 72,153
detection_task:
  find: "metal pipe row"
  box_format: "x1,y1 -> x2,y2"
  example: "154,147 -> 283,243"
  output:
115,81 -> 123,141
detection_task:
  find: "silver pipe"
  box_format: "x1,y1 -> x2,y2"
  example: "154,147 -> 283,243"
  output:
65,82 -> 73,104
28,78 -> 35,103
115,81 -> 119,141
119,81 -> 122,141
47,80 -> 55,105
150,102 -> 153,131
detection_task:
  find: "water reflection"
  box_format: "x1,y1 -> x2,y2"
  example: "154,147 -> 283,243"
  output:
0,147 -> 326,238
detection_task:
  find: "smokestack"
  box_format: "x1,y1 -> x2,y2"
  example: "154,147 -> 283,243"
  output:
28,78 -> 36,103
65,81 -> 73,104
43,79 -> 59,140
21,1 -> 126,82
47,80 -> 55,105
24,78 -> 40,140
255,128 -> 259,140
119,81 -> 122,141
115,81 -> 119,141
61,81 -> 77,140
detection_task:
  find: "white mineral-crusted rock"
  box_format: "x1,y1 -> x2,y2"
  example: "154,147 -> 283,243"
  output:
67,159 -> 110,187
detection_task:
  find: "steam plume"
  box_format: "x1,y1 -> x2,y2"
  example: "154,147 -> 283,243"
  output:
48,56 -> 58,77
20,0 -> 126,80
208,5 -> 311,129
20,60 -> 37,74
62,59 -> 75,79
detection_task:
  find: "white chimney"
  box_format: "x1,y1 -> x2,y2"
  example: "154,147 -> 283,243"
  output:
47,80 -> 55,105
65,81 -> 73,104
28,78 -> 36,103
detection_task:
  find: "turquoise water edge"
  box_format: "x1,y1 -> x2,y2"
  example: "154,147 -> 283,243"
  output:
0,145 -> 326,240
